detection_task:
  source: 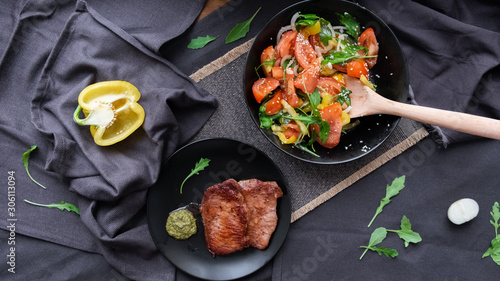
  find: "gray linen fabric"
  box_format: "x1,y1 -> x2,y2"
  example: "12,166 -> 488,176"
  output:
0,0 -> 215,280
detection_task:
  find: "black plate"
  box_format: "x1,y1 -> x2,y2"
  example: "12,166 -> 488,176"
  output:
147,138 -> 291,280
244,0 -> 409,164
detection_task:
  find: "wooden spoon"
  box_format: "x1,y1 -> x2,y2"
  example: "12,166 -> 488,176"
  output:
344,76 -> 500,140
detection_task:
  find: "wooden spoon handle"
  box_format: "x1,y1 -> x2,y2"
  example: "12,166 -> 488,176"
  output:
376,96 -> 500,140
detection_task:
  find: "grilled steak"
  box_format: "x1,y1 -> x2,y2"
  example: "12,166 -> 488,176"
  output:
238,179 -> 283,249
200,179 -> 248,256
200,178 -> 283,255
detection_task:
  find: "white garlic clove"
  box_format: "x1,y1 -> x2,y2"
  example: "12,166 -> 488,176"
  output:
447,198 -> 479,225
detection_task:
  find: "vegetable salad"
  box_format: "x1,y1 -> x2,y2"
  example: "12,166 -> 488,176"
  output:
252,12 -> 379,156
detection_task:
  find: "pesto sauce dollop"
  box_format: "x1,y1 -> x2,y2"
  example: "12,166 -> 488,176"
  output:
166,209 -> 197,240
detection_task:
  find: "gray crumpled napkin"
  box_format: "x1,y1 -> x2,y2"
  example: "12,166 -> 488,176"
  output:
0,0 -> 215,280
356,0 -> 500,146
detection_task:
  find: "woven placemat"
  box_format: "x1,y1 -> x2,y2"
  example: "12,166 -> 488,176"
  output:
190,40 -> 429,222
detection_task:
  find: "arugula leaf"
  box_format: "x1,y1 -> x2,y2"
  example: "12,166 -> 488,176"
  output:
260,88 -> 331,157
387,215 -> 422,247
22,145 -> 47,189
226,7 -> 261,44
259,102 -> 282,129
303,88 -> 330,143
254,59 -> 276,79
483,202 -> 500,265
338,12 -> 360,39
318,18 -> 333,46
490,202 -> 500,237
367,246 -> 399,258
367,175 -> 406,227
180,158 -> 211,194
321,44 -> 373,65
24,199 -> 80,215
259,113 -> 282,129
296,143 -> 320,157
284,89 -> 329,140
483,237 -> 500,265
259,115 -> 272,129
188,35 -> 217,49
360,227 -> 398,259
318,121 -> 330,143
285,114 -> 321,128
285,89 -> 328,143
367,227 -> 387,247
308,89 -> 322,116
334,86 -> 352,107
295,14 -> 319,30
294,14 -> 333,46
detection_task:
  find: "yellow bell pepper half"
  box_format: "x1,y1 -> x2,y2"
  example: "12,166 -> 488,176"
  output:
73,81 -> 145,146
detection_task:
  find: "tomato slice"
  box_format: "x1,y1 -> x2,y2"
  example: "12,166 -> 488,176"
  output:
265,89 -> 283,115
314,103 -> 343,149
347,60 -> 369,78
276,30 -> 297,63
252,77 -> 280,103
332,64 -> 347,73
271,66 -> 284,80
308,34 -> 323,50
294,61 -> 320,94
283,68 -> 300,107
260,45 -> 275,77
294,32 -> 317,69
317,77 -> 342,97
358,28 -> 379,69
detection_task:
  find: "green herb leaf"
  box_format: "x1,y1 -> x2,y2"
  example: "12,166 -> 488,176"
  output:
285,114 -> 319,126
318,18 -> 333,46
296,143 -> 320,157
321,44 -> 373,65
259,113 -> 281,129
483,202 -> 500,265
483,237 -> 500,265
180,158 -> 211,194
295,14 -> 319,31
360,227 -> 398,259
367,175 -> 406,227
24,199 -> 80,215
226,7 -> 261,44
188,35 -> 218,49
368,227 -> 388,246
364,246 -> 399,258
254,59 -> 276,79
280,88 -> 330,155
258,102 -> 282,129
284,90 -> 323,127
387,215 -> 422,247
22,145 -> 47,189
334,86 -> 352,107
309,89 -> 322,116
338,12 -> 360,39
318,121 -> 330,143
490,202 -> 500,236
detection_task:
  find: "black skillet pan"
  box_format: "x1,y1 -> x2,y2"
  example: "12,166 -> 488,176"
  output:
244,0 -> 409,164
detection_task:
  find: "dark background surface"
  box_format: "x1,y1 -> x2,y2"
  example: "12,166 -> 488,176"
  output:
1,0 -> 499,280
167,0 -> 500,280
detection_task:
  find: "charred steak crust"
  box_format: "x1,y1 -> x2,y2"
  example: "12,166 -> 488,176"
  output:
200,178 -> 283,256
200,179 -> 248,256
